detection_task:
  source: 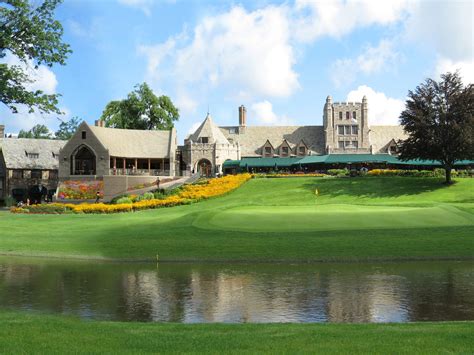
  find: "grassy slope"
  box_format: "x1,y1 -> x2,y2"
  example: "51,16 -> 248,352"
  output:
0,177 -> 473,261
0,312 -> 472,354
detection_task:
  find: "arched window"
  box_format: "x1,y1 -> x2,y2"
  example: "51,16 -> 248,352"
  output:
71,145 -> 96,175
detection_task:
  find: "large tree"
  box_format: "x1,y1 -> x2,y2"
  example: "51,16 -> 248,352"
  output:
18,123 -> 52,139
0,0 -> 71,114
398,72 -> 474,184
55,116 -> 80,140
100,83 -> 179,130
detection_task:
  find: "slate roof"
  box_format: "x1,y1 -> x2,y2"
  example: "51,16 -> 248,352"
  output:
369,126 -> 408,153
188,114 -> 229,144
0,138 -> 66,169
220,125 -> 326,157
88,124 -> 174,158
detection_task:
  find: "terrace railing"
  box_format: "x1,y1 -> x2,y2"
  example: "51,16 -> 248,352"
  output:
109,169 -> 170,176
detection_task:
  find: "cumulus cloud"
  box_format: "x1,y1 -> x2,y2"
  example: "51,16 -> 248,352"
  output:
434,58 -> 474,84
347,85 -> 405,125
331,39 -> 399,87
3,53 -> 58,95
139,5 -> 299,99
293,0 -> 410,42
404,0 -> 473,62
250,100 -> 293,125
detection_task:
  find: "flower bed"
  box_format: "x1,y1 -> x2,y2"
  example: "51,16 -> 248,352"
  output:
12,174 -> 252,214
57,180 -> 104,200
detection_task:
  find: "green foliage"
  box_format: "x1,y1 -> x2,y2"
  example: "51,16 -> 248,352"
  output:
16,204 -> 72,214
399,72 -> 474,183
327,168 -> 349,177
3,196 -> 16,207
55,116 -> 80,140
0,0 -> 71,114
100,83 -> 179,130
142,192 -> 154,200
115,196 -> 133,204
18,124 -> 51,139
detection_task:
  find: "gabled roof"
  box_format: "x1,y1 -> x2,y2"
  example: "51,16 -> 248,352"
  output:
0,138 -> 66,169
220,125 -> 325,157
87,124 -> 174,158
188,114 -> 229,144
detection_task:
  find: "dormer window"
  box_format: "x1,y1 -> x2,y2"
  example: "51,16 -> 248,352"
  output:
298,146 -> 306,156
82,131 -> 86,139
264,146 -> 272,156
200,137 -> 209,143
25,151 -> 39,159
281,146 -> 289,157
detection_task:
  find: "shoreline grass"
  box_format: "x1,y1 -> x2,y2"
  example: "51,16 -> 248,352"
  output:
0,177 -> 472,262
0,311 -> 472,353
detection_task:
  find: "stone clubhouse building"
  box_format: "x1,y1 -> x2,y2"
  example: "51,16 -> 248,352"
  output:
1,95 -> 472,202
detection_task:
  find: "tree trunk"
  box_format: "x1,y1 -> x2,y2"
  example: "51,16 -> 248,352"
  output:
445,166 -> 452,184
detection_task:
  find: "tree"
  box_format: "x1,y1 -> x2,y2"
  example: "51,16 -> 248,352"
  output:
0,0 -> 71,114
18,124 -> 52,139
55,116 -> 81,140
398,72 -> 474,184
100,83 -> 179,130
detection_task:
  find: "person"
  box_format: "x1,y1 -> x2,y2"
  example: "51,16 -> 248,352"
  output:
95,191 -> 101,203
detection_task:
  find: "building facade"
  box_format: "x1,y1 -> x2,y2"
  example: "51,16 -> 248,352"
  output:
183,96 -> 408,175
0,128 -> 66,202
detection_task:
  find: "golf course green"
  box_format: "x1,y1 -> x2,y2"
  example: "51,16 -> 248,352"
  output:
0,176 -> 473,261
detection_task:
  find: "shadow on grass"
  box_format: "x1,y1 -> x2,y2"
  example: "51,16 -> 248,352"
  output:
302,177 -> 450,199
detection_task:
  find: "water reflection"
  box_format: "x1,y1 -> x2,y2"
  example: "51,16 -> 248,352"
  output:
0,259 -> 473,323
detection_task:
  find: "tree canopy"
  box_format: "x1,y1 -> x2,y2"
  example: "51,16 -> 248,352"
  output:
398,72 -> 474,184
18,124 -> 52,139
55,116 -> 80,140
100,83 -> 179,130
0,0 -> 71,114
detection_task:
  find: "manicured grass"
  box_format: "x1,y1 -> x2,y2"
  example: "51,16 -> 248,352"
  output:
0,311 -> 472,353
0,177 -> 473,262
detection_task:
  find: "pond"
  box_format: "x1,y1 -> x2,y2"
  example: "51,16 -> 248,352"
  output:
0,258 -> 473,323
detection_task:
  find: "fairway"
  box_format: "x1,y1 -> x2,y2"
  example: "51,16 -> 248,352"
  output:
198,204 -> 474,232
0,177 -> 473,261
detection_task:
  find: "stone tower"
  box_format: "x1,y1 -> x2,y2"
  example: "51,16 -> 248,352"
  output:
323,96 -> 370,154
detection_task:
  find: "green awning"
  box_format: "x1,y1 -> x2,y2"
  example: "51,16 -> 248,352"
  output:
223,160 -> 241,168
240,157 -> 302,168
225,155 -> 474,168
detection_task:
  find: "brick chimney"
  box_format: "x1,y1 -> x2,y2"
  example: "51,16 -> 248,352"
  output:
238,105 -> 247,126
0,125 -> 4,138
94,120 -> 105,127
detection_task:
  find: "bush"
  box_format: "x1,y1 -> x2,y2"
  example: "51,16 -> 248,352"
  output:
327,168 -> 349,177
11,203 -> 74,214
3,196 -> 16,207
142,192 -> 154,200
115,196 -> 133,204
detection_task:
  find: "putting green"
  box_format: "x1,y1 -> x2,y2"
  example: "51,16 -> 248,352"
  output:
195,204 -> 474,232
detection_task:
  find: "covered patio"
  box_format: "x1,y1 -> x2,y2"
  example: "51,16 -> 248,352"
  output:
109,157 -> 171,176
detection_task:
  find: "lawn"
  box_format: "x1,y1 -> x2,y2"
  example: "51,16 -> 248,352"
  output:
0,311 -> 472,354
0,177 -> 473,262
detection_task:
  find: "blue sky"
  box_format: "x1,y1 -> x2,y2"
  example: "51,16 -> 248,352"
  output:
1,0 -> 472,142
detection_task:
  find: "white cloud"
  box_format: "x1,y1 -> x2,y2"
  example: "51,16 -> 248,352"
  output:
434,57 -> 474,84
3,53 -> 58,95
404,1 -> 473,62
250,100 -> 293,125
139,5 -> 299,98
347,85 -> 405,125
293,0 -> 410,42
118,0 -> 154,16
331,39 -> 399,87
174,90 -> 198,114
